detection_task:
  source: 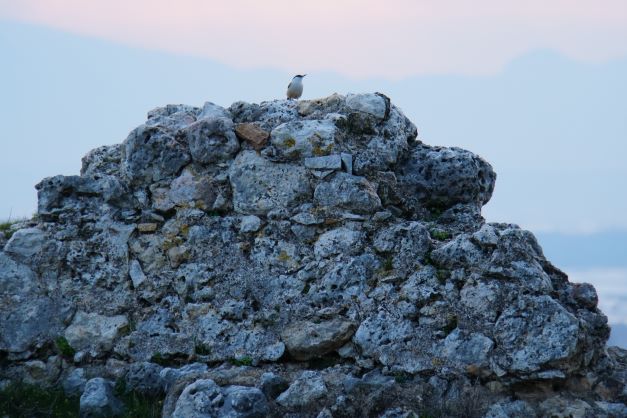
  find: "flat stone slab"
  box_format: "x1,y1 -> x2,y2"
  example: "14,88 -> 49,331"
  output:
304,154 -> 342,170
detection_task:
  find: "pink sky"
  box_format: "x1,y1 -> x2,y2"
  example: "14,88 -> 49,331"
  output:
2,0 -> 627,77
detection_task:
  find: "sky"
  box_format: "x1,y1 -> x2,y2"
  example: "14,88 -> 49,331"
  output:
0,1 -> 626,341
2,0 -> 627,78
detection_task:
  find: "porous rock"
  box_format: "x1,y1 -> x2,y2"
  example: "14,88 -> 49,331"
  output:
79,378 -> 124,418
0,93 -> 621,417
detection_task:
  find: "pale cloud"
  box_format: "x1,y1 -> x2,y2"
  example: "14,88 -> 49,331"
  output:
1,0 -> 626,77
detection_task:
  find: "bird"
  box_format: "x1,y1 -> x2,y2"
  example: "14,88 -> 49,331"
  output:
286,74 -> 306,99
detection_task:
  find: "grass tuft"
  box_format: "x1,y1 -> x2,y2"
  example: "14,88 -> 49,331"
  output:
0,383 -> 80,418
229,356 -> 253,366
54,336 -> 76,359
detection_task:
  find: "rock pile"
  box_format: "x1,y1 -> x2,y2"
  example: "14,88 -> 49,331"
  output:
1,93 -> 626,417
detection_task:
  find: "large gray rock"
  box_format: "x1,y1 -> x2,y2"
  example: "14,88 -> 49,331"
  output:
0,253 -> 64,354
229,151 -> 311,215
63,368 -> 88,397
182,117 -> 240,164
81,144 -> 122,177
270,119 -> 337,160
79,378 -> 124,417
493,295 -> 580,375
373,221 -> 431,274
282,319 -> 356,360
276,371 -> 327,408
160,363 -> 209,392
36,174 -> 133,219
3,228 -> 46,258
172,379 -> 222,418
124,361 -> 164,395
121,125 -> 191,185
397,144 -> 496,212
483,400 -> 537,418
151,168 -> 218,212
314,227 -> 364,259
345,93 -> 389,119
220,386 -> 269,418
64,311 -> 128,355
314,172 -> 381,214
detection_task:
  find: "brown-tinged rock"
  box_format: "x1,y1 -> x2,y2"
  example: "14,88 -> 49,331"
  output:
235,123 -> 269,149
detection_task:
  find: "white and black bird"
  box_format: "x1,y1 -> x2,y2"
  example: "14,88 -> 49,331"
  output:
286,74 -> 306,99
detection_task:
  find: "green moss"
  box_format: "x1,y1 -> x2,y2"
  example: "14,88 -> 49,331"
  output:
150,352 -> 169,366
383,256 -> 394,272
0,383 -> 80,417
392,371 -> 411,384
423,252 -> 435,266
436,269 -> 449,284
301,282 -> 311,295
429,229 -> 451,241
119,392 -> 163,418
54,336 -> 75,359
195,344 -> 211,356
114,378 -> 164,418
0,381 -> 163,418
230,356 -> 253,366
0,221 -> 16,240
442,315 -> 458,335
426,200 -> 448,220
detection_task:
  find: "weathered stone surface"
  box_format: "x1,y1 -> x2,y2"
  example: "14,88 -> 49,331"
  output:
276,371 -> 327,408
81,144 -> 122,177
63,368 -> 87,397
282,319 -> 356,360
373,221 -> 431,274
239,215 -> 261,233
172,379 -> 222,418
220,386 -> 269,417
235,123 -> 269,149
304,154 -> 342,170
121,125 -> 190,185
270,119 -> 337,160
198,101 -> 230,120
160,363 -> 209,392
230,151 -> 311,215
345,93 -> 388,119
314,172 -> 381,214
493,295 -> 580,375
65,311 -> 129,355
483,400 -> 537,418
125,361 -> 164,395
36,174 -> 133,219
314,227 -> 363,258
80,378 -> 124,418
396,144 -> 496,211
354,312 -> 434,374
442,329 -> 494,369
539,397 -> 593,418
4,228 -> 45,258
129,259 -> 146,288
151,169 -> 217,211
0,253 -> 64,354
260,372 -> 289,400
137,223 -> 158,233
182,117 -> 240,164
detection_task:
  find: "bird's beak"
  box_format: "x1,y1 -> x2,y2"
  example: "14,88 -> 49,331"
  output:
303,74 -> 307,77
